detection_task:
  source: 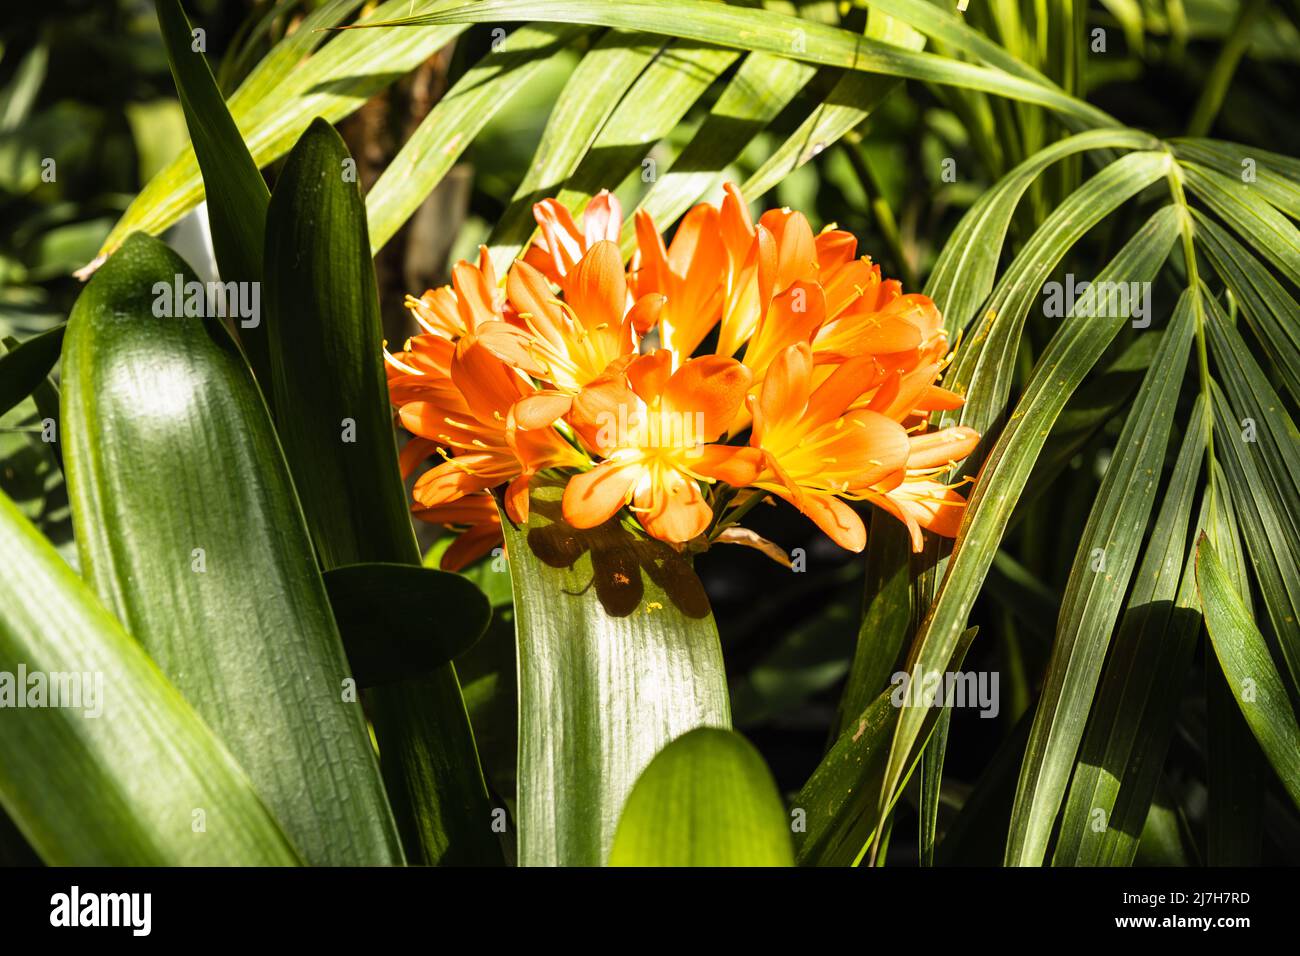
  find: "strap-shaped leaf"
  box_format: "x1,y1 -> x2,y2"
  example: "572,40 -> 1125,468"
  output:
1198,536 -> 1300,813
609,728 -> 792,866
61,232 -> 402,865
156,0 -> 272,384
879,206 -> 1182,830
0,488 -> 301,866
389,0 -> 1115,126
942,150 -> 1173,441
486,30 -> 665,266
500,477 -> 731,866
1005,288 -> 1195,867
1208,381 -> 1300,697
1171,138 -> 1300,217
97,0 -> 465,260
367,23 -> 585,253
0,325 -> 63,420
1054,399 -> 1208,866
1182,161 -> 1300,287
617,51 -> 816,254
1195,210 -> 1300,404
795,626 -> 978,865
1203,459 -> 1265,864
263,119 -> 499,866
924,129 -> 1159,334
540,43 -> 740,253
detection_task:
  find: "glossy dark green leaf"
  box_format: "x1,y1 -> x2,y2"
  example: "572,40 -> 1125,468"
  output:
608,728 -> 792,866
499,478 -> 731,866
156,0 -> 272,384
0,324 -> 62,418
61,232 -> 401,865
263,118 -> 499,866
324,563 -> 490,687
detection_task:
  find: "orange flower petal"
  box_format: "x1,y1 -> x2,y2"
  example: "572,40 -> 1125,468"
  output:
662,355 -> 752,442
691,444 -> 763,486
907,426 -> 980,470
635,468 -> 711,543
562,461 -> 639,529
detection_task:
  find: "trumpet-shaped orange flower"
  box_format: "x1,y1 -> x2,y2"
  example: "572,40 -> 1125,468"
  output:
391,332 -> 586,523
563,351 -> 761,542
474,240 -> 662,429
524,190 -> 623,284
750,344 -> 978,552
413,494 -> 502,572
387,182 -> 978,563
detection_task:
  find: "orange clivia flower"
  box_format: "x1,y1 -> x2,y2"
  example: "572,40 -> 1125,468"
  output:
563,351 -> 761,542
387,183 -> 979,563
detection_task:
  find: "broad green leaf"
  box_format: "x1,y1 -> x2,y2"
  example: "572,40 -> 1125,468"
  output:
879,206 -> 1182,829
98,0 -> 465,261
0,324 -> 62,418
61,232 -> 401,865
500,477 -> 731,866
1054,399 -> 1207,866
263,119 -> 498,866
795,626 -> 978,866
0,488 -> 301,866
925,128 -> 1159,334
156,0 -> 272,385
486,30 -> 664,266
1182,161 -> 1300,287
323,563 -> 491,687
1195,210 -> 1300,404
1197,536 -> 1300,812
387,0 -> 1116,126
608,728 -> 792,866
1005,288 -> 1195,867
367,23 -> 585,253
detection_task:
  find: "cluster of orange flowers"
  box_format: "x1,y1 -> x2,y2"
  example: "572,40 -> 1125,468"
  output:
385,185 -> 978,571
